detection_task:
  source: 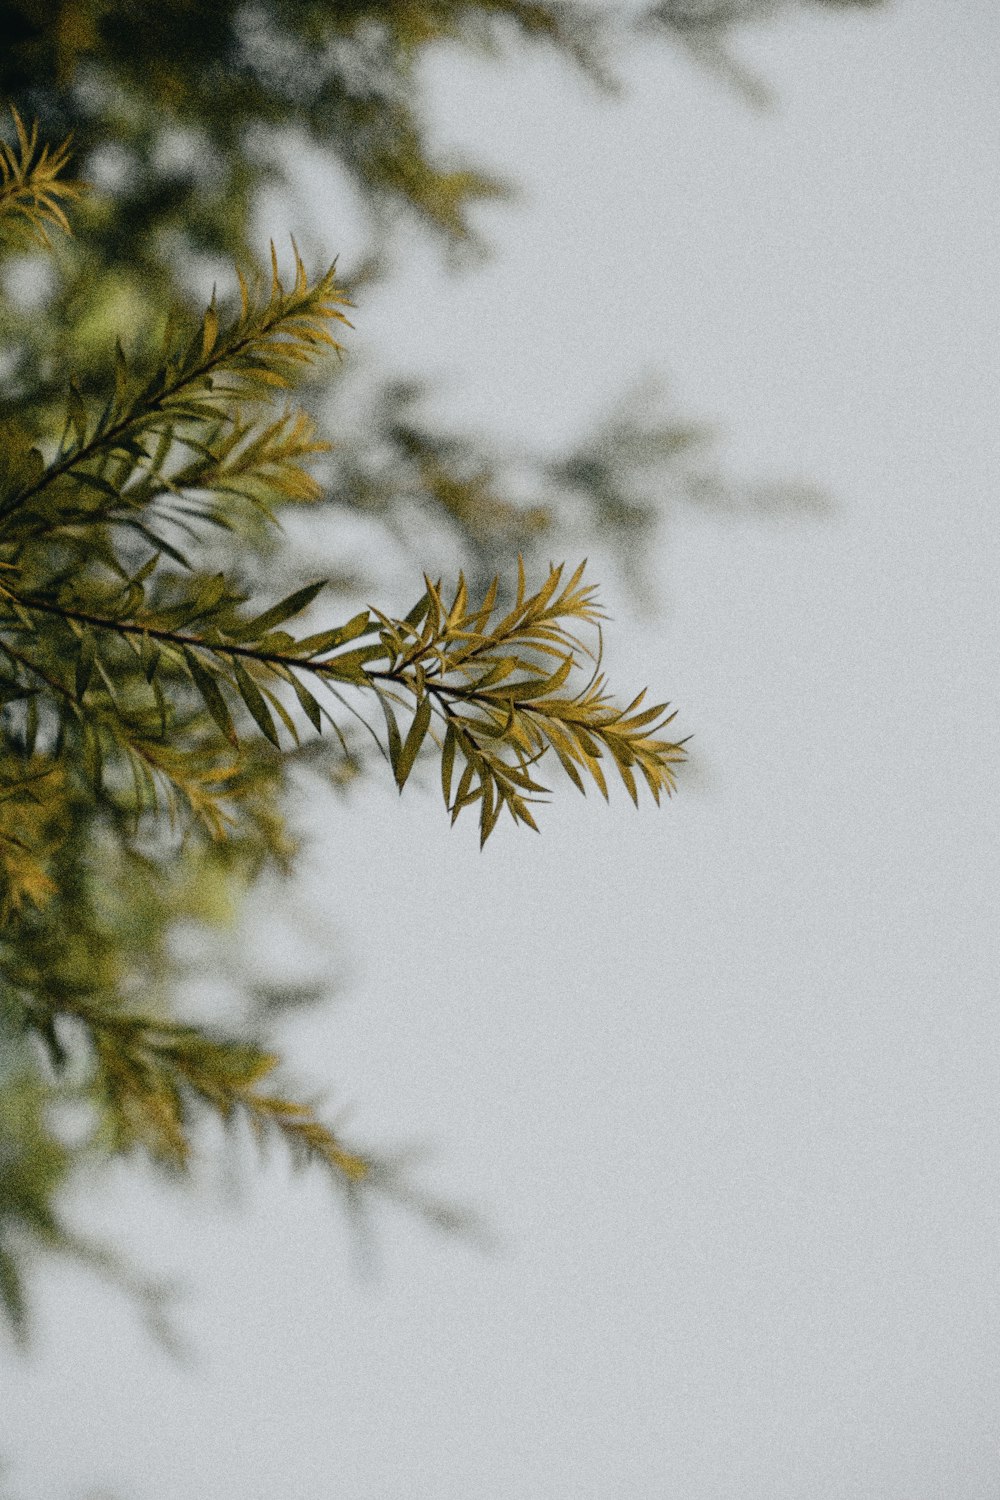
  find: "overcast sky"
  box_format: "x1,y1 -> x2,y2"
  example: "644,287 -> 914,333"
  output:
6,1 -> 1000,1497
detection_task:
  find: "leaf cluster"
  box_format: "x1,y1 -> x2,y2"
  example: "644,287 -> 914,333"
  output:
0,106 -> 80,247
370,559 -> 685,844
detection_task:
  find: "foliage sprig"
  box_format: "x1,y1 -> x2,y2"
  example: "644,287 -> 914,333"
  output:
368,558 -> 686,844
31,998 -> 369,1182
0,105 -> 80,245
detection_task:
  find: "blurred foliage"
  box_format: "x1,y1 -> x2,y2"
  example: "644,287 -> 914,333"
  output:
0,0 -> 879,579
0,0 -> 882,1347
642,0 -> 885,107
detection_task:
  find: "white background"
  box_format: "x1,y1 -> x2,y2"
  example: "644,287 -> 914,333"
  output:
5,1 -> 1000,1496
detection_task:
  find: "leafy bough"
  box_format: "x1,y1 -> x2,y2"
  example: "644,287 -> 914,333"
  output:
0,226 -> 685,848
4,554 -> 686,847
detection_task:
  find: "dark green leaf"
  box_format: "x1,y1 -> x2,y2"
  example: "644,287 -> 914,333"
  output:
232,658 -> 279,746
23,695 -> 38,757
124,523 -> 192,571
183,649 -> 237,745
75,636 -> 95,701
36,1014 -> 68,1071
480,780 -> 503,846
374,688 -> 402,771
0,674 -> 34,706
73,471 -> 123,502
139,634 -> 161,682
441,721 -> 456,808
294,611 -> 372,657
66,382 -> 88,446
233,580 -> 326,641
258,679 -> 299,746
288,671 -> 323,732
318,644 -> 384,683
395,694 -> 431,790
404,591 -> 432,629
0,1246 -> 26,1334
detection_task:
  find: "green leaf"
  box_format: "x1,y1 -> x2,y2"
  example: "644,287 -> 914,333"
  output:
73,471 -> 123,502
287,671 -> 323,732
498,657 -> 574,703
509,797 -> 540,833
74,635 -> 95,701
451,760 -> 477,822
480,780 -> 504,846
294,611 -> 372,657
129,554 -> 161,588
465,575 -> 499,637
256,631 -> 296,654
258,678 -> 300,746
471,656 -> 517,690
66,382 -> 87,446
36,1013 -> 68,1071
374,688 -> 403,771
125,523 -> 192,571
183,649 -> 237,745
139,634 -> 161,683
232,658 -> 279,746
452,781 -> 484,817
586,753 -> 609,800
616,759 -> 639,806
0,1246 -> 26,1335
189,572 -> 228,620
395,694 -> 431,790
150,670 -> 168,737
201,299 -> 219,359
234,581 -> 326,641
23,695 -> 38,757
0,674 -> 34,706
488,758 -> 548,794
445,574 -> 468,631
441,721 -> 456,808
404,591 -> 432,630
318,644 -> 385,683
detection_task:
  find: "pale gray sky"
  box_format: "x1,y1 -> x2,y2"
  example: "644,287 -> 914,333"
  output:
6,2 -> 1000,1496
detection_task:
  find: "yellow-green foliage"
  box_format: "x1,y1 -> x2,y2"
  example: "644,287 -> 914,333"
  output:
0,115 -> 684,1334
0,106 -> 80,246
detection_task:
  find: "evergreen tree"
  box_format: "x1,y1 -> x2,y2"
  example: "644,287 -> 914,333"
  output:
0,0 -> 882,1340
